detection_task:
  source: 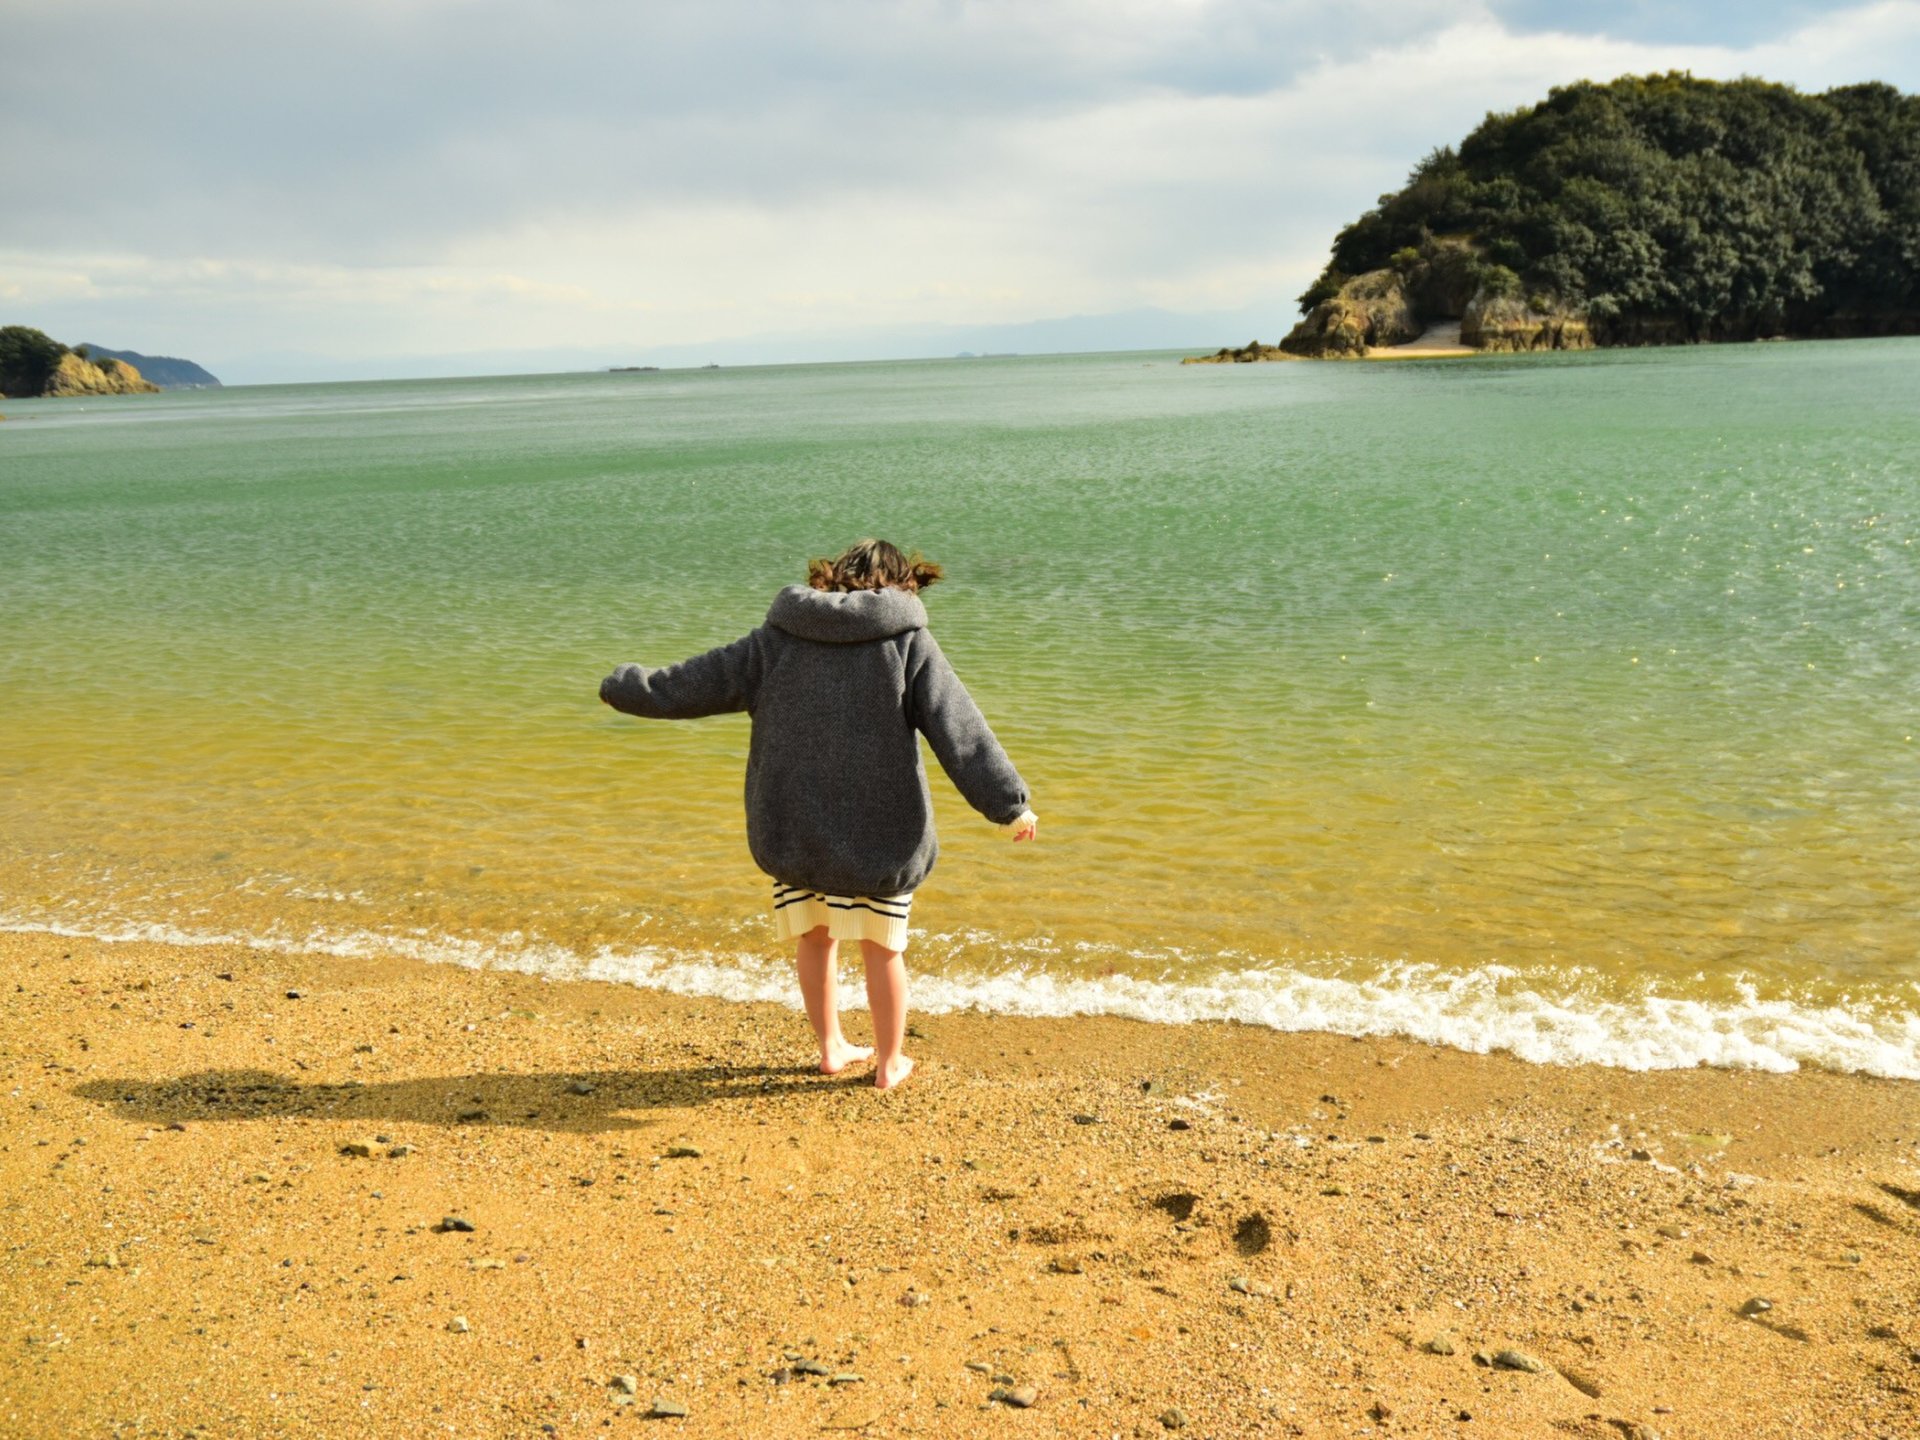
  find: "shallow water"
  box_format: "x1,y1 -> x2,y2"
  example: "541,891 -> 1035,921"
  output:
4,343 -> 1918,1072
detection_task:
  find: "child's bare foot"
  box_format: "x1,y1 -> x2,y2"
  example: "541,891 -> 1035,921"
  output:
818,1038 -> 874,1075
874,1054 -> 915,1090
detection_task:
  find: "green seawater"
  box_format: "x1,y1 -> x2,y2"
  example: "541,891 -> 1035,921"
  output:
3,344 -> 1917,1072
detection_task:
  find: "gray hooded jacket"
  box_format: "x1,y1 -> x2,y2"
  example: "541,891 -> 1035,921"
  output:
600,585 -> 1030,897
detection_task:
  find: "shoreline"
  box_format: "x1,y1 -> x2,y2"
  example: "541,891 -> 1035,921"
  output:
12,917 -> 1913,1079
5,928 -> 1919,1437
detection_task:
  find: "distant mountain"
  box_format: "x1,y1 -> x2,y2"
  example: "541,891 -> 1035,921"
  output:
81,344 -> 221,389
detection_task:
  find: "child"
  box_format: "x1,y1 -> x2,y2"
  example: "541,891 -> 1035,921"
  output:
599,539 -> 1036,1089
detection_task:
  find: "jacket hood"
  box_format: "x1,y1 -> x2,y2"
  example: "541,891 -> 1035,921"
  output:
766,584 -> 927,643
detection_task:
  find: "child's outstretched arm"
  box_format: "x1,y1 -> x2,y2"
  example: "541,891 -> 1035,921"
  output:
905,630 -> 1032,828
600,632 -> 761,719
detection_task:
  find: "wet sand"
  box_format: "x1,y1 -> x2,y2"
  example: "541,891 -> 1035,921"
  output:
3,928 -> 1918,1438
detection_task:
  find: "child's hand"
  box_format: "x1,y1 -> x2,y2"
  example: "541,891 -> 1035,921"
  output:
1006,809 -> 1038,843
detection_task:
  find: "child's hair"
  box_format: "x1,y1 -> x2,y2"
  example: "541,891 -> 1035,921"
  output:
807,538 -> 943,594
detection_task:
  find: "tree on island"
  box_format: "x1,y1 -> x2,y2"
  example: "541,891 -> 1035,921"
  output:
1277,74 -> 1920,356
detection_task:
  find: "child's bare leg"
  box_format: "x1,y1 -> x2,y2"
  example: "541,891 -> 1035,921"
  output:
795,925 -> 873,1074
861,939 -> 913,1089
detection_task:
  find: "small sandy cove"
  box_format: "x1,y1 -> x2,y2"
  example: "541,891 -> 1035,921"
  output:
4,929 -> 1917,1439
1366,323 -> 1476,360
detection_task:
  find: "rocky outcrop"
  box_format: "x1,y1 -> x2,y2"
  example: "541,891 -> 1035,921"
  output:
1181,339 -> 1293,364
42,352 -> 161,396
1460,291 -> 1593,352
1196,235 -> 1596,363
1280,268 -> 1421,357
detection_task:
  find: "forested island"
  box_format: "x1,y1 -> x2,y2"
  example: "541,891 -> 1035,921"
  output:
0,326 -> 220,397
1195,74 -> 1919,361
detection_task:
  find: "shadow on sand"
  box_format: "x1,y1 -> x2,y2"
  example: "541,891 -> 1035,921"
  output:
75,1061 -> 860,1135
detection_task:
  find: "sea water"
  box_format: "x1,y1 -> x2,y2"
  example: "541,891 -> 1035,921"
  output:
3,343 -> 1917,1074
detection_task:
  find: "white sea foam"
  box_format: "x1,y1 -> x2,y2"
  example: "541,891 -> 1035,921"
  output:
7,911 -> 1918,1080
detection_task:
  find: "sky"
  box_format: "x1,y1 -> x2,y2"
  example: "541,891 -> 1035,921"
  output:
3,0 -> 1917,384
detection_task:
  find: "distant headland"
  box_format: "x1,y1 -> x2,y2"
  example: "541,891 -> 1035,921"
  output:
0,326 -> 221,397
1189,74 -> 1919,363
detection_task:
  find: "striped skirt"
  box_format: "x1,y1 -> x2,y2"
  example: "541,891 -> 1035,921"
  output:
771,881 -> 913,953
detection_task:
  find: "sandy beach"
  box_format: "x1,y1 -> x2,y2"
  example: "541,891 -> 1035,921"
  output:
2,930 -> 1916,1439
1365,323 -> 1477,360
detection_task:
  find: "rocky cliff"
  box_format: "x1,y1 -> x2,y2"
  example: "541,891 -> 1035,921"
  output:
43,352 -> 161,396
1459,292 -> 1592,352
1273,236 -> 1593,358
1278,268 -> 1422,357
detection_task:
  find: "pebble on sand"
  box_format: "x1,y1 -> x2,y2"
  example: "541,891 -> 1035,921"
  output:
447,1316 -> 470,1333
437,1216 -> 476,1233
665,1145 -> 703,1160
1492,1348 -> 1548,1373
1423,1334 -> 1458,1356
1739,1297 -> 1774,1316
1558,1364 -> 1604,1398
610,1374 -> 639,1394
989,1385 -> 1038,1408
648,1397 -> 689,1418
1160,1407 -> 1189,1429
339,1140 -> 378,1158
